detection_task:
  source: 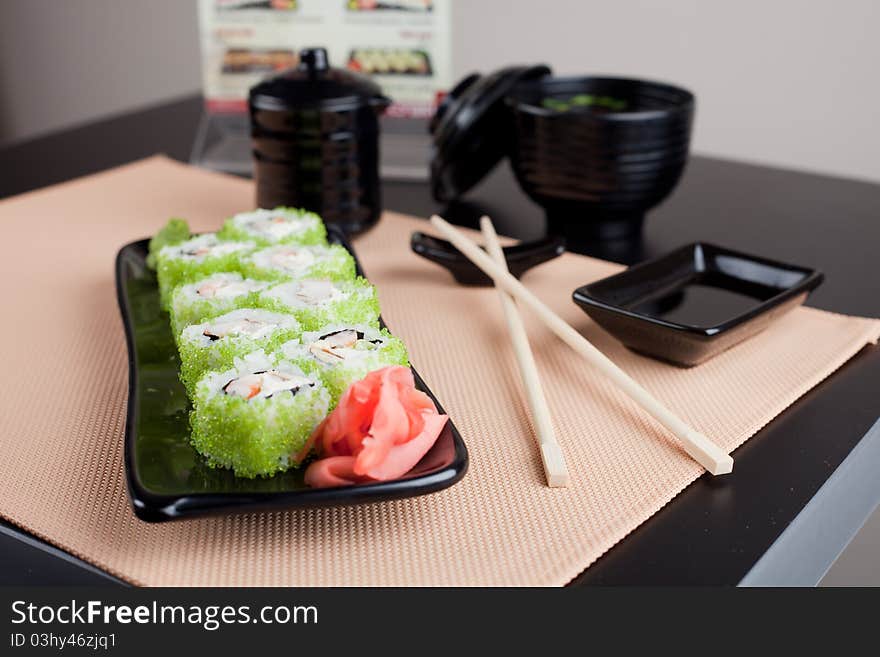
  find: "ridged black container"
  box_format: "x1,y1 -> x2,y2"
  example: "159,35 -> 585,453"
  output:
250,48 -> 390,235
506,76 -> 694,239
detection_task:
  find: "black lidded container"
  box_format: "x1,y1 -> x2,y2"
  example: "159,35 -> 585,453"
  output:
249,47 -> 391,235
429,67 -> 694,243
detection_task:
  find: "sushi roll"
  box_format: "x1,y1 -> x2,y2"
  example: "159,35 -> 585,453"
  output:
178,308 -> 302,393
240,243 -> 356,283
190,350 -> 330,478
218,207 -> 327,247
255,277 -> 380,331
389,50 -> 408,73
146,217 -> 190,269
155,234 -> 255,309
169,272 -> 268,336
278,324 -> 408,402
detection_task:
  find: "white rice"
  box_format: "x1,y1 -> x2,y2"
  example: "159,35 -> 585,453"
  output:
159,234 -> 253,262
230,208 -> 322,241
181,308 -> 300,348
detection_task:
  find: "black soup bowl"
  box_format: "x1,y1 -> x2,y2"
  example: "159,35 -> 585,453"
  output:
506,76 -> 695,240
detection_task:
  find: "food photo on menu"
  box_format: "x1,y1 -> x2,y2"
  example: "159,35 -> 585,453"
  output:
0,0 -> 877,651
218,0 -> 300,10
348,0 -> 434,12
347,48 -> 432,75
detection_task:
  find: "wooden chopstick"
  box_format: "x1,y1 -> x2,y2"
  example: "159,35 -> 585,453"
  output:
480,216 -> 569,487
431,214 -> 734,476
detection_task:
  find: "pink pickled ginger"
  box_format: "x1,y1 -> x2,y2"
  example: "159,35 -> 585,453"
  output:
301,366 -> 448,488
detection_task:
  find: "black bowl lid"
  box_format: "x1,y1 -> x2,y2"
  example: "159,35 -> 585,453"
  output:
429,64 -> 551,202
250,47 -> 390,111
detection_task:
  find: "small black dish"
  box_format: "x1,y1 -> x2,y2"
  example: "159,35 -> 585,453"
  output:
572,243 -> 824,366
411,231 -> 565,286
116,228 -> 468,522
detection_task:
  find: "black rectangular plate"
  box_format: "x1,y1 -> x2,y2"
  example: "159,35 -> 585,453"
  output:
572,242 -> 824,366
115,230 -> 468,522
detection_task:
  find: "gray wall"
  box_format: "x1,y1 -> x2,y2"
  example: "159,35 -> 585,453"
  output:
454,0 -> 880,183
0,0 -> 200,145
2,1 -> 880,182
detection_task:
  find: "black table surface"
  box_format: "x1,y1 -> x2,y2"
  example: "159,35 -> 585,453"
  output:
1,95 -> 878,586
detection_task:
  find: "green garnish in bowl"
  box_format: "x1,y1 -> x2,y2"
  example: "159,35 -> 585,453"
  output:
541,94 -> 628,113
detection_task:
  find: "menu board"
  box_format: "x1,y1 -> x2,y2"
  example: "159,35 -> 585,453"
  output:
197,0 -> 453,118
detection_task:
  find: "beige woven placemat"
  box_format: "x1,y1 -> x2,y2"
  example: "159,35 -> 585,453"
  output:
1,156 -> 878,586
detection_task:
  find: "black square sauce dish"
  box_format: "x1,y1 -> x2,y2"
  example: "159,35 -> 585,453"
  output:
572,243 -> 824,366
